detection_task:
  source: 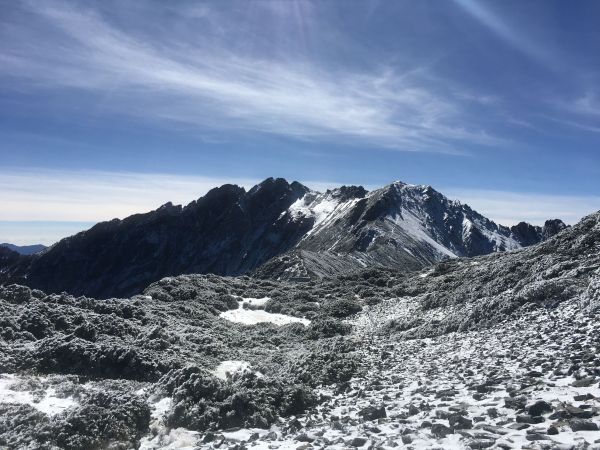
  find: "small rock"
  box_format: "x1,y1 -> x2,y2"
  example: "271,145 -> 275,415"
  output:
469,439 -> 496,449
435,409 -> 451,420
525,433 -> 549,441
572,377 -> 595,387
570,419 -> 599,431
516,415 -> 544,424
202,432 -> 216,443
527,400 -> 553,417
350,437 -> 368,447
359,405 -> 386,421
504,396 -> 527,410
449,414 -> 473,429
407,404 -> 419,416
265,431 -> 278,440
565,404 -> 594,418
295,433 -> 315,443
431,423 -> 454,438
547,425 -> 559,435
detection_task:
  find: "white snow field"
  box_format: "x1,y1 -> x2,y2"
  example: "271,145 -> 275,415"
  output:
0,374 -> 77,416
213,360 -> 253,380
139,396 -> 200,450
219,296 -> 310,326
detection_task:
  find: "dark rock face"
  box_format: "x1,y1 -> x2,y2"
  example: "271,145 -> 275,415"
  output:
0,247 -> 21,268
0,178 -> 311,298
0,178 -> 566,298
543,218 -> 569,239
510,219 -> 568,246
510,222 -> 544,246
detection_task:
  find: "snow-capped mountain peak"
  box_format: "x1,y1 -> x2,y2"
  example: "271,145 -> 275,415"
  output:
0,178 -> 567,297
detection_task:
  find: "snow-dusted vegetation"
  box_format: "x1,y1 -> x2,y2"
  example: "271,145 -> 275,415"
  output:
0,211 -> 599,448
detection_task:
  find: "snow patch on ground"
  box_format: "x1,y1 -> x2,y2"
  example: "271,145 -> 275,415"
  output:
221,296 -> 310,326
221,428 -> 269,442
0,374 -> 77,416
213,360 -> 255,380
220,308 -> 310,326
140,396 -> 200,450
139,426 -> 199,450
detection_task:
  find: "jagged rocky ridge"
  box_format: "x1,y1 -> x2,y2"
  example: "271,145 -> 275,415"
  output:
0,210 -> 598,449
255,182 -> 567,280
0,178 -> 566,298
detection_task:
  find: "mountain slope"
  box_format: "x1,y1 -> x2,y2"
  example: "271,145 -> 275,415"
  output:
0,178 -> 566,298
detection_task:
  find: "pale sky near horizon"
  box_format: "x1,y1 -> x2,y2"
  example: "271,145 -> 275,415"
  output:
1,0 -> 600,244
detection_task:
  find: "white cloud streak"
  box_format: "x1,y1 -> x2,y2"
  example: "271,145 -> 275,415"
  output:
0,1 -> 499,152
453,0 -> 553,67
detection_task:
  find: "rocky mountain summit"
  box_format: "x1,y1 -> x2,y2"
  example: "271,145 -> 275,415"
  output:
0,178 -> 565,298
255,182 -> 567,280
0,209 -> 598,449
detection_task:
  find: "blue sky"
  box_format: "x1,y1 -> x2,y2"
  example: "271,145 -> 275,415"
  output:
1,0 -> 600,244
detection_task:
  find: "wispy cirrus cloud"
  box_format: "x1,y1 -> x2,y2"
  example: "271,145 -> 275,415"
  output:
568,91 -> 600,118
540,90 -> 600,134
453,0 -> 554,67
0,1 -> 500,153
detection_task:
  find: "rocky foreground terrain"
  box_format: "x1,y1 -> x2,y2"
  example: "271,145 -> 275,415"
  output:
0,211 -> 598,449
